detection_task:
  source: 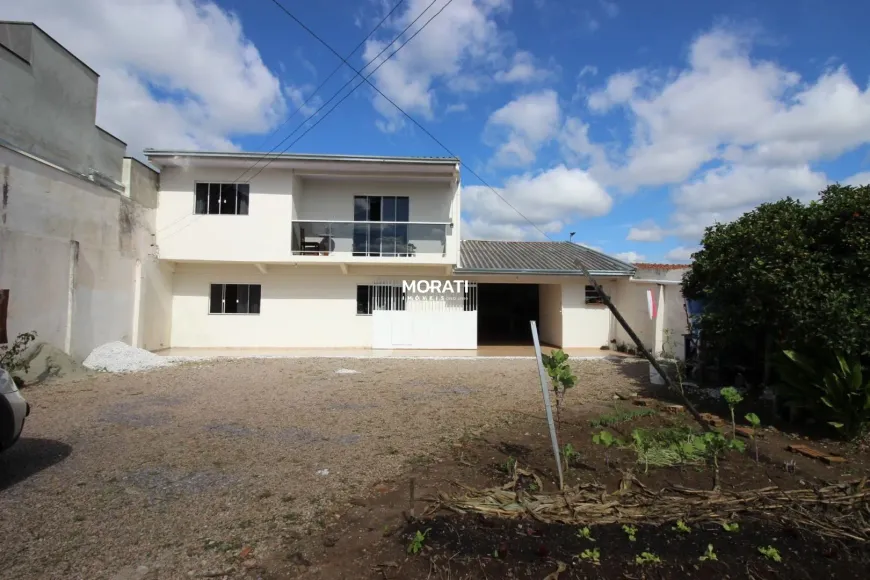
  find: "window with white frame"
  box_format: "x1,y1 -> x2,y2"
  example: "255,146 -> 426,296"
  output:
209,284 -> 261,314
195,183 -> 250,215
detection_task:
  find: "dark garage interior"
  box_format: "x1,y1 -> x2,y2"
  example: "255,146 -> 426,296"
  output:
477,283 -> 540,345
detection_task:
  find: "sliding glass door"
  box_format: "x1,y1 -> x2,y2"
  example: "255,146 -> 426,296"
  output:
353,196 -> 409,256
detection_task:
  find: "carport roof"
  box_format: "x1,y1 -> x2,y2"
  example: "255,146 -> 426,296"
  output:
456,240 -> 637,276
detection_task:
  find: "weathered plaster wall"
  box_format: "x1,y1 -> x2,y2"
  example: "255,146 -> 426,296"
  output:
0,144 -> 170,359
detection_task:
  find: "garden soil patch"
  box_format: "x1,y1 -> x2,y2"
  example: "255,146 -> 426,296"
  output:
269,397 -> 870,580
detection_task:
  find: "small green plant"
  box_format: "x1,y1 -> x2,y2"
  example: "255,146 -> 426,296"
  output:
589,408 -> 656,428
577,526 -> 594,541
672,520 -> 691,534
635,552 -> 660,565
592,430 -> 623,467
721,387 -> 744,438
541,349 -> 577,432
563,443 -> 580,469
758,545 -> 781,562
722,521 -> 739,532
629,427 -> 707,473
407,529 -> 430,555
0,330 -> 37,379
500,456 -> 517,476
699,544 -> 718,562
578,547 -> 600,564
622,524 -> 637,542
745,413 -> 761,463
703,430 -> 745,490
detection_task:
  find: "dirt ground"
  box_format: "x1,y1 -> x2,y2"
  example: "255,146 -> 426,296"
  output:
0,356 -> 645,580
270,390 -> 870,580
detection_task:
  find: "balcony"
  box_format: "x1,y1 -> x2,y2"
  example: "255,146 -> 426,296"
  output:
291,220 -> 451,259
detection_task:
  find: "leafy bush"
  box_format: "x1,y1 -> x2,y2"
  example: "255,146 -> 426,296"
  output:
0,331 -> 37,380
683,184 -> 870,384
775,350 -> 870,439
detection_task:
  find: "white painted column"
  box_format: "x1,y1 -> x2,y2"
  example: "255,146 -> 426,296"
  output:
652,284 -> 666,356
131,259 -> 143,347
63,240 -> 79,355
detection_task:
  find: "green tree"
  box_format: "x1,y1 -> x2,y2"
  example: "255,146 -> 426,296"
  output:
683,184 -> 870,384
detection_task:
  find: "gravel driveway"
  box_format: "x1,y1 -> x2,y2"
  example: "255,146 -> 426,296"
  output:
0,356 -> 645,579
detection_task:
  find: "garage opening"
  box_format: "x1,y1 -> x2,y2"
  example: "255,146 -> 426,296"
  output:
477,283 -> 541,345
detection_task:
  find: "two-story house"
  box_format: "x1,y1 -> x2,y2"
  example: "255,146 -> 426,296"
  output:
146,150 -> 686,355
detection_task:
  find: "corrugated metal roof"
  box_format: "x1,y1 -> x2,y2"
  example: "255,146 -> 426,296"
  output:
457,240 -> 636,275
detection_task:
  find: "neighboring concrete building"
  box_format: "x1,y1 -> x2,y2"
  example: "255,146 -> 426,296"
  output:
0,21 -> 168,359
616,263 -> 691,360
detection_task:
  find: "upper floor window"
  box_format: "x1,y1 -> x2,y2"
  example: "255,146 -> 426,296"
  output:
195,183 -> 250,215
353,196 -> 410,256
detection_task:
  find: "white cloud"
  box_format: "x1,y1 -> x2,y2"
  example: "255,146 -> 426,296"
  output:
362,0 -> 512,131
486,90 -> 562,166
626,221 -> 666,242
587,70 -> 643,112
587,27 -> 870,191
599,0 -> 620,18
845,171 -> 870,186
664,246 -> 700,263
461,165 -> 613,239
494,51 -> 555,84
614,251 -> 645,263
1,0 -> 290,158
673,164 -> 827,213
445,103 -> 469,114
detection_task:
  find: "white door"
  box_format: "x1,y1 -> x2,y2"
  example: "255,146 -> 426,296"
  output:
390,312 -> 413,347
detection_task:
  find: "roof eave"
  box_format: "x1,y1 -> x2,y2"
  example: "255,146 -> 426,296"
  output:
142,149 -> 460,166
453,268 -> 636,277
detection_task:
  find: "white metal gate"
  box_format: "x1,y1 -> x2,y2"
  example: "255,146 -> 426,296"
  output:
370,280 -> 478,349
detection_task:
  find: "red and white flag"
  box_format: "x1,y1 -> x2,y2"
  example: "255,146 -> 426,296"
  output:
647,289 -> 657,320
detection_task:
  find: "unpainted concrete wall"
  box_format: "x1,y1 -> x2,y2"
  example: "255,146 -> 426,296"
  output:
0,22 -> 125,181
0,144 -> 171,359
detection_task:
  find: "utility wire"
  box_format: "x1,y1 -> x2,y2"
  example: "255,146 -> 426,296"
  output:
157,0 -> 407,236
160,0 -> 443,242
265,0 -> 556,244
242,0 -> 406,175
242,0 -> 448,184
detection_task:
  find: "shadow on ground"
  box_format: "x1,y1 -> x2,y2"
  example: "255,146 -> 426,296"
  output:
0,438 -> 72,490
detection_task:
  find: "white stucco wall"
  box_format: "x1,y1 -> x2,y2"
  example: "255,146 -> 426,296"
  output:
561,279 -> 619,348
156,166 -> 294,263
538,283 -> 563,346
156,167 -> 459,265
170,264 -> 375,348
611,274 -> 689,359
0,144 -> 169,359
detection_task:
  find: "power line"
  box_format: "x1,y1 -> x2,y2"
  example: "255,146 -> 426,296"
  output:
243,0 -> 406,172
265,0 -> 556,243
241,0 -> 448,184
159,0 -> 442,242
157,0 -> 407,236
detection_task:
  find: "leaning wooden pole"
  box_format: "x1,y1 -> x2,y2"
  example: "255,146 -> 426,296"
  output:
574,259 -> 710,432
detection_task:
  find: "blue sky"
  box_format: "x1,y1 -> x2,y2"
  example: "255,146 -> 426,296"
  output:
5,0 -> 870,263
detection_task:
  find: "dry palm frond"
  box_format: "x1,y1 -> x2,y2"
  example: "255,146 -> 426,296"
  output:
425,471 -> 870,542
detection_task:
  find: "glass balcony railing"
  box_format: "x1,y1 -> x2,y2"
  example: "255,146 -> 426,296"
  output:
291,220 -> 450,257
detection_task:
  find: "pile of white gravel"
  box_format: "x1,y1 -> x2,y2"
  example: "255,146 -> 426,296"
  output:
83,341 -> 176,373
